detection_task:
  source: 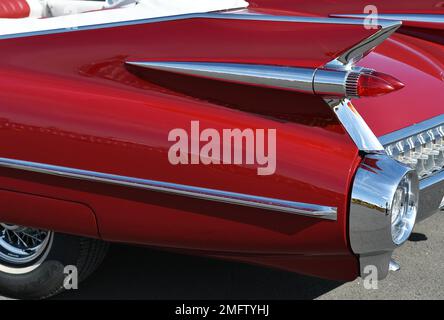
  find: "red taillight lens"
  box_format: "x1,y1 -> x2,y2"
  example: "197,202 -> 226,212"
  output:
357,72 -> 405,97
370,71 -> 405,91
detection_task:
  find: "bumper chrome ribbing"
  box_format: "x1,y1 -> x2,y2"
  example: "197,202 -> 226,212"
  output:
380,114 -> 444,220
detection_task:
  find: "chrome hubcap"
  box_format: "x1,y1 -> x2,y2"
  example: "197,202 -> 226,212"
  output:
0,223 -> 52,265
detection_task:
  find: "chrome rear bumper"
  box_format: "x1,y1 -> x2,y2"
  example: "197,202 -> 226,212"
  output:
378,114 -> 444,221
349,156 -> 443,280
349,154 -> 417,280
418,170 -> 444,221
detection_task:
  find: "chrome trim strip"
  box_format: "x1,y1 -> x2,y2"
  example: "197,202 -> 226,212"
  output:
331,13 -> 444,24
325,98 -> 384,152
127,62 -> 316,94
128,61 -> 366,97
0,12 -> 401,40
325,20 -> 401,69
379,114 -> 444,145
0,157 -> 337,220
420,169 -> 444,190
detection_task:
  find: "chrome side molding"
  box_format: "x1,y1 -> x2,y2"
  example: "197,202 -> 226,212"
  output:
0,157 -> 337,220
331,13 -> 444,25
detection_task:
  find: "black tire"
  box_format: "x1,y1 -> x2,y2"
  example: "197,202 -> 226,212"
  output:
0,232 -> 108,299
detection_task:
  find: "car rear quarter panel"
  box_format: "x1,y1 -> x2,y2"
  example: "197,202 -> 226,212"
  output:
0,18 -> 363,280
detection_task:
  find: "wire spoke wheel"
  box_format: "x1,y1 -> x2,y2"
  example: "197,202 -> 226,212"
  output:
0,223 -> 53,265
0,225 -> 108,299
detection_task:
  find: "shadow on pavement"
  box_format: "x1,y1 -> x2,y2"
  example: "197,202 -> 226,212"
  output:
55,244 -> 344,300
408,233 -> 428,242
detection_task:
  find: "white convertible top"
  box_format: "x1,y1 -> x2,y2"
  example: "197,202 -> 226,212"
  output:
0,0 -> 249,37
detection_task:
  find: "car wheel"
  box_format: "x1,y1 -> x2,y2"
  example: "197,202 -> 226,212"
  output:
0,223 -> 109,299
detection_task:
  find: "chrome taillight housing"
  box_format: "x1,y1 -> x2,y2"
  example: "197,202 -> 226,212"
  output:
385,125 -> 444,179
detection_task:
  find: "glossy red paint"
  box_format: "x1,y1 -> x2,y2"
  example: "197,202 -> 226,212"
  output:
0,0 -> 30,18
0,15 -> 368,280
354,34 -> 444,137
249,0 -> 444,16
250,1 -> 444,46
0,4 -> 441,281
0,64 -> 361,275
1,17 -> 378,69
0,188 -> 99,238
399,24 -> 444,46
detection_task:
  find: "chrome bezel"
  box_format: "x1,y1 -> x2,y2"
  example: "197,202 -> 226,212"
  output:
349,153 -> 419,279
390,171 -> 418,246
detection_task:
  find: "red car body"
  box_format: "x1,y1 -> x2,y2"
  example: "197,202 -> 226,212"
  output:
0,0 -> 443,282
